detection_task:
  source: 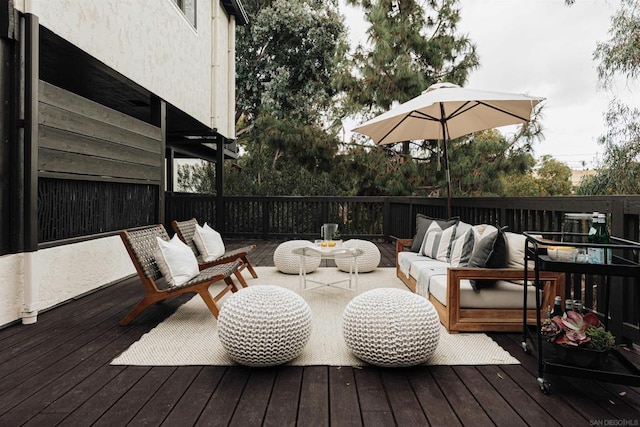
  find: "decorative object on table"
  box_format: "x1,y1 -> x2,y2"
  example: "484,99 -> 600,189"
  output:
546,246 -> 578,262
335,239 -> 381,273
274,240 -> 321,274
217,285 -> 312,367
541,311 -> 617,369
320,223 -> 339,246
342,288 -> 440,367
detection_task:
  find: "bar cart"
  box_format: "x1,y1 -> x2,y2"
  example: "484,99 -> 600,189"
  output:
521,231 -> 640,394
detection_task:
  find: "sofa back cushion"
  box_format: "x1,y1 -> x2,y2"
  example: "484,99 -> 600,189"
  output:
467,225 -> 508,291
410,215 -> 458,252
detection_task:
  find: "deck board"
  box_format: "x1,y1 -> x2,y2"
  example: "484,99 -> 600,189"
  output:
0,239 -> 638,426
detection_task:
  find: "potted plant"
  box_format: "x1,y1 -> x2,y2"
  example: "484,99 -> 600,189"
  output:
541,311 -> 617,369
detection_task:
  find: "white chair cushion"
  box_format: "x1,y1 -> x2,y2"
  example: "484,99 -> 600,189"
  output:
193,222 -> 226,262
154,235 -> 200,287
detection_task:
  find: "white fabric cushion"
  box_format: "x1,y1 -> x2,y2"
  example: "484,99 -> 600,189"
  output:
193,223 -> 226,262
419,221 -> 457,261
450,227 -> 475,267
155,235 -> 200,287
436,225 -> 456,262
428,275 -> 539,309
420,227 -> 442,259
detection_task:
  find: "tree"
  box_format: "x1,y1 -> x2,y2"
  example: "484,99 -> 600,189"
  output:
577,101 -> 640,195
578,0 -> 640,195
180,0 -> 349,195
340,0 -> 479,116
535,155 -> 573,196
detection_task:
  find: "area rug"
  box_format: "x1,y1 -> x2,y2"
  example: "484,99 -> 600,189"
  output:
111,267 -> 520,366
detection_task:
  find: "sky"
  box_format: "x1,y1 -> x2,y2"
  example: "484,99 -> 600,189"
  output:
340,0 -> 639,170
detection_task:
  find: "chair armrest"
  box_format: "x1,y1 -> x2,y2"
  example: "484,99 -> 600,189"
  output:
396,239 -> 413,253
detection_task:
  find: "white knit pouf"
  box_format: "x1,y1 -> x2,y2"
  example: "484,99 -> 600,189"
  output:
335,239 -> 381,273
342,288 -> 440,367
218,286 -> 312,366
273,240 -> 321,274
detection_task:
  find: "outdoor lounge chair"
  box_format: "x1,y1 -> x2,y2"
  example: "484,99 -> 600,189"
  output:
119,224 -> 243,326
172,218 -> 258,280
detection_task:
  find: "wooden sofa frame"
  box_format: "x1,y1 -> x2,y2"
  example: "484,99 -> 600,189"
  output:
396,239 -> 565,333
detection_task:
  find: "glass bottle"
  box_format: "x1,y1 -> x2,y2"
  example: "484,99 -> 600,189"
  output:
587,212 -> 604,264
598,213 -> 611,264
551,296 -> 563,318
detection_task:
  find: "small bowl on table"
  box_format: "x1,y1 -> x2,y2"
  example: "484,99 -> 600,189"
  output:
547,246 -> 578,262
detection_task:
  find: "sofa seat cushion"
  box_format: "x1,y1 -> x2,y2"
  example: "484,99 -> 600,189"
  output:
428,275 -> 538,309
398,251 -> 440,278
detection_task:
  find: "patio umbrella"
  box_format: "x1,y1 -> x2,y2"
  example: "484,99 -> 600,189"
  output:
352,82 -> 545,217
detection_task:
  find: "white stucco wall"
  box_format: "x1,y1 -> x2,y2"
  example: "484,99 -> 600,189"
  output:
211,2 -> 235,139
0,236 -> 135,328
15,0 -> 235,135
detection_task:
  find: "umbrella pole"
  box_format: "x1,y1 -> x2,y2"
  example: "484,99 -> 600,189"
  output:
439,108 -> 452,218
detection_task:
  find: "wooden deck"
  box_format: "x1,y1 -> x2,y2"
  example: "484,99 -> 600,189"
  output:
0,239 -> 638,426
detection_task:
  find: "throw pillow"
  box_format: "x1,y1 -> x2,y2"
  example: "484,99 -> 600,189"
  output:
193,223 -> 226,262
450,227 -> 475,267
154,235 -> 200,287
410,214 -> 459,253
467,226 -> 509,291
419,220 -> 458,262
420,227 -> 442,259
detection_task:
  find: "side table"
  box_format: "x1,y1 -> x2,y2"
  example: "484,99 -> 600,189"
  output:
292,246 -> 363,291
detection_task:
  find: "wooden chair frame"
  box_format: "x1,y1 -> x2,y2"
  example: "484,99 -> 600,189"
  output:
119,225 -> 242,326
396,239 -> 565,333
172,218 -> 258,282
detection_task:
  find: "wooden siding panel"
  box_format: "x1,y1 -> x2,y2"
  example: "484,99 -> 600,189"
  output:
39,103 -> 160,153
39,80 -> 161,140
37,81 -> 162,184
39,148 -> 161,182
39,126 -> 160,168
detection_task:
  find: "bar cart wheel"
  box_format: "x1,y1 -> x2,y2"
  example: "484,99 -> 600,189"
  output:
537,377 -> 551,394
521,341 -> 531,354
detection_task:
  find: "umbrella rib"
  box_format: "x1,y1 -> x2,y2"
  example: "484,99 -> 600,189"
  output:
448,100 -> 533,122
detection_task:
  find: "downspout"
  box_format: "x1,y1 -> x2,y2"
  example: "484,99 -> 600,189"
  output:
21,12 -> 39,324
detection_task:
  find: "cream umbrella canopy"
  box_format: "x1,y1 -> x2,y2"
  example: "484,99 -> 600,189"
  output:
352,82 -> 545,217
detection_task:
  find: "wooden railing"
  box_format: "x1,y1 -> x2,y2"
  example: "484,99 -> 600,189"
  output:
166,193 -> 640,345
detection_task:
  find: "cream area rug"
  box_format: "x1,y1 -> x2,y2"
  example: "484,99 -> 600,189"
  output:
112,267 -> 520,366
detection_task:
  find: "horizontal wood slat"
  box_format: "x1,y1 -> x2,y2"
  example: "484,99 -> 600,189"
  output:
39,126 -> 161,168
39,148 -> 161,182
39,80 -> 160,140
39,103 -> 160,153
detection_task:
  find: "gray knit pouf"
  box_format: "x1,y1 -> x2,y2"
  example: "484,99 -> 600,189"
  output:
342,288 -> 440,367
218,286 -> 312,366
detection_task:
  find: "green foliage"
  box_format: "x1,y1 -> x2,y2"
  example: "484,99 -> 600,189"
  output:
339,145 -> 421,196
339,0 -> 479,115
536,155 -> 573,196
576,101 -> 640,195
593,0 -> 640,89
579,0 -> 640,195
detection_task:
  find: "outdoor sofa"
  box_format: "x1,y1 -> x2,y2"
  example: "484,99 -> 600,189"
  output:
396,216 -> 565,333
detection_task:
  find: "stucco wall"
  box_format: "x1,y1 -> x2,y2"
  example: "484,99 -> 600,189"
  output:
0,236 -> 135,328
16,0 -> 234,133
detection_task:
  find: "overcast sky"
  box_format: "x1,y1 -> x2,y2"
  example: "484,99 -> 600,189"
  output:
340,0 -> 638,169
